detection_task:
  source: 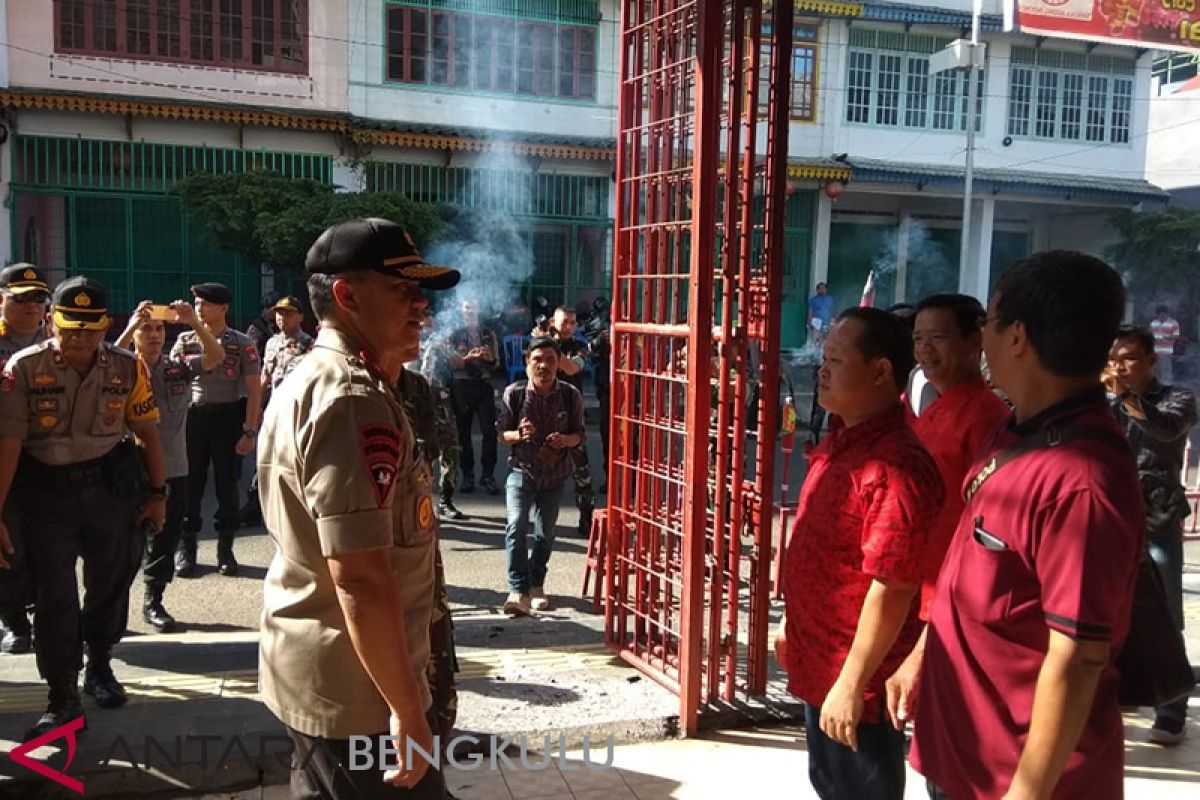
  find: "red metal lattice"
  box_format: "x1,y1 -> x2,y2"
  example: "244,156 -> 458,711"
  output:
605,0 -> 793,734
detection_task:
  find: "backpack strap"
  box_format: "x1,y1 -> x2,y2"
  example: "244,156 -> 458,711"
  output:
964,425 -> 1132,503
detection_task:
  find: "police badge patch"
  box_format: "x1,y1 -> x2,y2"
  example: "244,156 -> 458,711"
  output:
359,424 -> 402,508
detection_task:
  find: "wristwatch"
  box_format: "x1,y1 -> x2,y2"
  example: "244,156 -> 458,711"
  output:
242,427 -> 258,438
147,485 -> 169,498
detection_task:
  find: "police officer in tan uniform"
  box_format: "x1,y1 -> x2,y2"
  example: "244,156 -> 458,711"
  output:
171,283 -> 262,577
117,299 -> 224,633
0,277 -> 167,740
0,263 -> 52,654
258,219 -> 458,799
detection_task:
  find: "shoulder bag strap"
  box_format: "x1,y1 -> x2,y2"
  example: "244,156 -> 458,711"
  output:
965,425 -> 1132,503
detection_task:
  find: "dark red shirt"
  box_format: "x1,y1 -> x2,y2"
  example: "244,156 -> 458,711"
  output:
910,377 -> 1010,619
911,388 -> 1143,800
781,405 -> 943,718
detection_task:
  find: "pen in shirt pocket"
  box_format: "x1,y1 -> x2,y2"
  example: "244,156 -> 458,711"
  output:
973,516 -> 1009,551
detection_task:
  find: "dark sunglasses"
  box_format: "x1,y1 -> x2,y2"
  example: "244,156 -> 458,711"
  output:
7,291 -> 50,305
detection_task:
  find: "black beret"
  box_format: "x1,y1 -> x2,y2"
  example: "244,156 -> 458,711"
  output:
304,218 -> 460,291
190,282 -> 233,304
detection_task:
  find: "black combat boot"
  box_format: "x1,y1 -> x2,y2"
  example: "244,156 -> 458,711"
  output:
25,676 -> 86,742
83,653 -> 127,710
142,584 -> 177,633
1,611 -> 32,654
174,535 -> 197,578
577,499 -> 595,540
438,490 -> 464,521
217,534 -> 239,577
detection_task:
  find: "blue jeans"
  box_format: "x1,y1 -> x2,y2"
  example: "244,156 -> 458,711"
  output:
804,703 -> 907,800
504,471 -> 565,593
1148,531 -> 1188,727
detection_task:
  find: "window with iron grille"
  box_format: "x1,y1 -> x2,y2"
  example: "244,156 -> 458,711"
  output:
53,0 -> 307,74
844,29 -> 982,133
1006,47 -> 1134,144
384,2 -> 598,101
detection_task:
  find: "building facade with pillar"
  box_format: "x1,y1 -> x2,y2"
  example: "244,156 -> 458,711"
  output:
775,0 -> 1166,348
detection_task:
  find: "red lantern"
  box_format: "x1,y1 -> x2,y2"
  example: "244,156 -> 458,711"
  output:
824,180 -> 845,201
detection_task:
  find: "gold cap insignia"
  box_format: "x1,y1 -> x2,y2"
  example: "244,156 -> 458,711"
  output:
74,292 -> 92,308
22,269 -> 36,280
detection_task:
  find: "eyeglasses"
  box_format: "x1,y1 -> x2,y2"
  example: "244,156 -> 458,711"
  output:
6,292 -> 50,305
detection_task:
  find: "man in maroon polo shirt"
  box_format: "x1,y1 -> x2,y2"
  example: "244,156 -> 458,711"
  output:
781,307 -> 943,799
885,293 -> 1009,725
910,251 -> 1144,800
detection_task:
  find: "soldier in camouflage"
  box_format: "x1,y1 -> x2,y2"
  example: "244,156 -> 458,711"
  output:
420,311 -> 463,521
397,366 -> 459,754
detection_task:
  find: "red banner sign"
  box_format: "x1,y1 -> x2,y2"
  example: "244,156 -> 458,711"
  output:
1017,0 -> 1200,52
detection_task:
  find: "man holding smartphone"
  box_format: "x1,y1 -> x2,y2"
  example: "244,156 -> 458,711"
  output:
118,300 -> 223,632
171,283 -> 262,578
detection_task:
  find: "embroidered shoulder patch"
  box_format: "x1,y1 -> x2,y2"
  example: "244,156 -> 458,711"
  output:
359,424 -> 402,508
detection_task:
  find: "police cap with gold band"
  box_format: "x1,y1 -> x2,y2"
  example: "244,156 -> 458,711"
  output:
191,282 -> 234,305
52,276 -> 110,332
269,295 -> 304,314
305,218 -> 460,290
0,263 -> 51,296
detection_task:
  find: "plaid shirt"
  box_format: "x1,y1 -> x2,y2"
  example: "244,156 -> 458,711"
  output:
496,380 -> 584,489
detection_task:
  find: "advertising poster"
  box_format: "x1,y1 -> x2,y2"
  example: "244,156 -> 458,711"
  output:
1017,0 -> 1200,52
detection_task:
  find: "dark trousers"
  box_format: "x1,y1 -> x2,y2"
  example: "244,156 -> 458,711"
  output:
18,484 -> 142,683
804,703 -> 907,800
597,384 -> 610,476
0,503 -> 34,631
143,476 -> 188,587
453,378 -> 496,480
286,708 -> 447,800
1148,529 -> 1189,726
184,403 -> 243,538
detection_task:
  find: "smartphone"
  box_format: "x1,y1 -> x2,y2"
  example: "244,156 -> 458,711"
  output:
148,304 -> 177,322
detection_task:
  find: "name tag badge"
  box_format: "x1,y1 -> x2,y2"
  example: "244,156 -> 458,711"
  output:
972,516 -> 1009,551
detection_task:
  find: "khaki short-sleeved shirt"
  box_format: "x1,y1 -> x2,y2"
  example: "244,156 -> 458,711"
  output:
257,327 -> 437,739
0,341 -> 159,465
171,327 -> 259,405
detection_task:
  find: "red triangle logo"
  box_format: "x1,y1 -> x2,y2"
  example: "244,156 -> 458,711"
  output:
7,715 -> 85,794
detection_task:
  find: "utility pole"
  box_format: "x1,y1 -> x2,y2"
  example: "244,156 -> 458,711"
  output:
958,0 -> 983,282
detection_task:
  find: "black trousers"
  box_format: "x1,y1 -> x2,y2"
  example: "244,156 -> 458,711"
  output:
0,502 -> 34,629
596,383 -> 610,475
286,708 -> 447,800
453,378 -> 496,479
18,484 -> 143,683
804,703 -> 907,800
184,402 -> 243,538
143,476 -> 188,587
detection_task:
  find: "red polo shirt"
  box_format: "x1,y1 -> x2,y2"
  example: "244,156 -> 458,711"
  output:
910,388 -> 1143,800
781,405 -> 943,718
910,377 -> 1010,619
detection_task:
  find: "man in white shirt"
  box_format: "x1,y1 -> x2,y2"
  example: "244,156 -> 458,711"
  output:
1150,305 -> 1181,384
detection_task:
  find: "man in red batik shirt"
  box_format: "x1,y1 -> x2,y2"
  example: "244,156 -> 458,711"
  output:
910,252 -> 1143,800
884,293 -> 1009,725
780,307 -> 943,800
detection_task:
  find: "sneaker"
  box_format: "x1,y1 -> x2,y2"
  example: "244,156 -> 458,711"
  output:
460,475 -> 475,494
479,475 -> 499,495
438,499 -> 465,521
530,588 -> 551,611
1149,718 -> 1187,746
502,592 -> 531,616
1,618 -> 32,655
24,699 -> 86,743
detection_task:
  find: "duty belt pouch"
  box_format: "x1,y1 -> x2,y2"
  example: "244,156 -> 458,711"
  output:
966,425 -> 1195,708
106,439 -> 147,495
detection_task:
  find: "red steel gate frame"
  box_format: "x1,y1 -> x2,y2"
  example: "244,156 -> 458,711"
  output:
605,0 -> 794,734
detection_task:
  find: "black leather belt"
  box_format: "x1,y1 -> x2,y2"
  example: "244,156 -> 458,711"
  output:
18,442 -> 134,490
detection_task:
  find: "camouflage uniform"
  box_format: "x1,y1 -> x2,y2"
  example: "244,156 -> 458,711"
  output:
420,336 -> 462,505
396,368 -> 458,743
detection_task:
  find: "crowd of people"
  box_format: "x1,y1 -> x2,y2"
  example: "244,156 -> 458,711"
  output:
0,230 -> 1192,799
780,251 -> 1195,800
